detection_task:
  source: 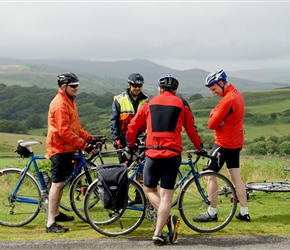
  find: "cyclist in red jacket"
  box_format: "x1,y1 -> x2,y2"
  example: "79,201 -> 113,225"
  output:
126,75 -> 203,246
193,69 -> 250,223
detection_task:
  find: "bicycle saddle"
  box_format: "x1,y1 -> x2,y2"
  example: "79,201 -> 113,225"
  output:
18,140 -> 42,147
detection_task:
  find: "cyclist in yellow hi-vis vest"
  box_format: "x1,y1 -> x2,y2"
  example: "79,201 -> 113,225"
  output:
110,73 -> 149,162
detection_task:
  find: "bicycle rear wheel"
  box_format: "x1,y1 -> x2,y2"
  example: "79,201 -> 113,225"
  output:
84,179 -> 146,237
69,167 -> 98,222
0,169 -> 41,227
246,182 -> 290,192
178,171 -> 237,233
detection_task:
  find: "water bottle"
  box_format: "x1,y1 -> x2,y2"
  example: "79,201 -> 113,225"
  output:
42,171 -> 51,191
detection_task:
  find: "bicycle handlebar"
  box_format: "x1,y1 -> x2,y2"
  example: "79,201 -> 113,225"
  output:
186,149 -> 219,170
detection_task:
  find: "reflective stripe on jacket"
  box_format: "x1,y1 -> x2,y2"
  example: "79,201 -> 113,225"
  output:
110,88 -> 148,141
45,89 -> 92,159
208,84 -> 244,149
126,91 -> 203,158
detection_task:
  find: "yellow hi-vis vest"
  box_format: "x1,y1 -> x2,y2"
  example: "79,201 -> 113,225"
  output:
114,92 -> 148,134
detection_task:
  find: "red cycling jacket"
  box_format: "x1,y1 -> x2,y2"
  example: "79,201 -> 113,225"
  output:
208,84 -> 244,149
126,91 -> 203,158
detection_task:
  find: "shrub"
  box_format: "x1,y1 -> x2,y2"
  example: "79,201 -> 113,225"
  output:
249,141 -> 267,155
278,141 -> 290,155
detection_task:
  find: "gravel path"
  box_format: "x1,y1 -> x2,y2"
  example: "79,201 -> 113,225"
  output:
0,236 -> 289,250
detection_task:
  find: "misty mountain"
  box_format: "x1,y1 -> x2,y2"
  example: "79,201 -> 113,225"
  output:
0,58 -> 289,97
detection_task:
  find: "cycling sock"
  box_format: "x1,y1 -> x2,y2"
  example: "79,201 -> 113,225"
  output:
240,207 -> 248,215
208,206 -> 217,216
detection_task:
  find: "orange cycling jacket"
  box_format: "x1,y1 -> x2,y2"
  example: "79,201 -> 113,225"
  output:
126,91 -> 203,158
46,89 -> 92,159
208,84 -> 244,149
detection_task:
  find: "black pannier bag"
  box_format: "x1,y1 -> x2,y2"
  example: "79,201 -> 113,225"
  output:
97,163 -> 128,210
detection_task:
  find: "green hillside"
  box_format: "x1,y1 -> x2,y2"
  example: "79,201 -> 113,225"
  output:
1,85 -> 290,156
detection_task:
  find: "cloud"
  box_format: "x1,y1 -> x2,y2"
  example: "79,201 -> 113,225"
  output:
1,1 -> 290,71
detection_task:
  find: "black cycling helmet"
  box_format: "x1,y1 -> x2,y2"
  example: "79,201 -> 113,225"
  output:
57,72 -> 79,87
158,74 -> 179,90
127,73 -> 144,85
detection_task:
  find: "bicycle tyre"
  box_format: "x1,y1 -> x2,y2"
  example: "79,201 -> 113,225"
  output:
0,168 -> 41,227
246,182 -> 290,192
84,179 -> 146,237
69,166 -> 98,222
178,171 -> 237,233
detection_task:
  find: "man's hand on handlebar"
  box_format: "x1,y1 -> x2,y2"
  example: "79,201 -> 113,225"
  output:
123,145 -> 139,161
196,149 -> 208,156
85,144 -> 97,155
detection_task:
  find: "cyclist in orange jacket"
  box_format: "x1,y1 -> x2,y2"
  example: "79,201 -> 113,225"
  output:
45,72 -> 96,233
193,69 -> 250,223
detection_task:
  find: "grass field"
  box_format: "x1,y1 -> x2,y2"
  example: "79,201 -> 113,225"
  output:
1,132 -> 290,240
1,153 -> 290,240
0,188 -> 289,241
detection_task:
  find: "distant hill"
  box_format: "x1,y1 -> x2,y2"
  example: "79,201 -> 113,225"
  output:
0,58 -> 289,97
228,68 -> 290,84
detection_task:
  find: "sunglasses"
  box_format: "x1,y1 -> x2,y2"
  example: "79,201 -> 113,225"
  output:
68,84 -> 79,89
131,84 -> 142,88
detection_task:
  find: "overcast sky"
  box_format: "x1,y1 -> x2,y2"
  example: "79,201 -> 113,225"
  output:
1,0 -> 290,71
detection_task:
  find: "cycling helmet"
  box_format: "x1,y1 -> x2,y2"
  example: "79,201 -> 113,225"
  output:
205,69 -> 227,88
158,74 -> 179,90
127,73 -> 144,85
57,72 -> 79,87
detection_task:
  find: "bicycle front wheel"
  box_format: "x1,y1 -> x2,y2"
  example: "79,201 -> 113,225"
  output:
246,182 -> 290,192
69,167 -> 98,222
84,179 -> 146,237
0,169 -> 41,227
178,171 -> 237,233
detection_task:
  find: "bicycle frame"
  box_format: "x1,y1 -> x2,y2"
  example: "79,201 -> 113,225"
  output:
10,150 -> 96,205
126,149 -> 212,207
175,153 -> 211,204
123,151 -> 146,212
10,155 -> 47,205
61,151 -> 90,190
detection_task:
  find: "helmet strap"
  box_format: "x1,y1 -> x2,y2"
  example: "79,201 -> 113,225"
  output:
216,80 -> 226,92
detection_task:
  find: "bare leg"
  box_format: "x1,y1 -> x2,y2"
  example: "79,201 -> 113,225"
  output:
206,175 -> 219,208
228,168 -> 247,207
144,186 -> 173,236
46,182 -> 63,227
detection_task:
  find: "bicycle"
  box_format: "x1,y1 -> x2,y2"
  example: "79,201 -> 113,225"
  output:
176,149 -> 237,233
83,148 -> 237,236
69,133 -> 150,222
70,146 -> 122,222
84,147 -> 147,236
0,136 -> 107,227
246,168 -> 290,192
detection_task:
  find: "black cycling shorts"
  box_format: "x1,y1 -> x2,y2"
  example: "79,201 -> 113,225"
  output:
210,143 -> 242,172
143,155 -> 181,190
50,152 -> 75,183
